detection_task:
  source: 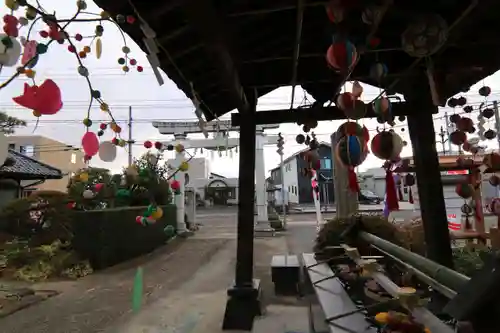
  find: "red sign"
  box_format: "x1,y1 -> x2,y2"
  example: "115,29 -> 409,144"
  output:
445,170 -> 468,175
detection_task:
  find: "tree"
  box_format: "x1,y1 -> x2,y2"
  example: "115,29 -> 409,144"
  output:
0,111 -> 26,134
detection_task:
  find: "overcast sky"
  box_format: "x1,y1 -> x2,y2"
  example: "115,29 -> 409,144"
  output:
1,1 -> 500,178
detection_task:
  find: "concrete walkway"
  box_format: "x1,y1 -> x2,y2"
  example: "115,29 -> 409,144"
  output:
104,214 -> 309,333
0,238 -> 228,333
0,211 -> 314,333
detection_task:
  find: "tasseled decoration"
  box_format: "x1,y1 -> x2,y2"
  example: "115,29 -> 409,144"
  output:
348,167 -> 359,192
385,169 -> 399,211
408,187 -> 414,204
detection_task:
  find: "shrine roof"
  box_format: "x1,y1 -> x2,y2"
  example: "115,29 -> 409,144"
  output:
95,0 -> 500,121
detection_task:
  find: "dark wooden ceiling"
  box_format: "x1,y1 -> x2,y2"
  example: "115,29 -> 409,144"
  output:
94,0 -> 500,121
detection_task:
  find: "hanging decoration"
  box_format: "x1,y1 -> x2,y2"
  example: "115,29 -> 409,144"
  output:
370,131 -> 403,161
326,36 -> 357,72
0,1 -> 150,164
372,97 -> 393,124
135,204 -> 163,226
383,163 -> 399,214
455,182 -> 474,199
369,62 -> 388,82
401,14 -> 448,58
336,83 -> 367,120
335,135 -> 366,192
81,131 -> 99,157
98,141 -> 117,162
325,0 -> 344,23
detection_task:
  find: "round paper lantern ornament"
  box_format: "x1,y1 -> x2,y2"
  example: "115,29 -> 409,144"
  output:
336,92 -> 355,111
326,39 -> 357,71
98,141 -> 117,162
370,131 -> 403,161
0,132 -> 9,166
372,97 -> 391,122
455,182 -> 474,199
171,180 -> 181,194
449,130 -> 466,146
335,135 -> 365,167
490,198 -> 500,216
337,122 -> 369,143
82,132 -> 100,157
151,207 -> 163,220
82,189 -> 94,199
0,34 -> 22,66
402,14 -> 448,57
369,62 -> 388,81
344,100 -> 367,120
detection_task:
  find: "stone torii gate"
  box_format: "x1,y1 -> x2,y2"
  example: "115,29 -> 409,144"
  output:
153,120 -> 279,231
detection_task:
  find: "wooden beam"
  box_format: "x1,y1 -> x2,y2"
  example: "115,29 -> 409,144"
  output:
231,102 -> 414,126
182,0 -> 250,113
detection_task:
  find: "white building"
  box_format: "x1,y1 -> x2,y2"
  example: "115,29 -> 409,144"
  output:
168,157 -> 239,206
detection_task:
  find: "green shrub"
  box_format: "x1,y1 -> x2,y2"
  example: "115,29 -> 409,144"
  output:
71,205 -> 176,269
0,239 -> 92,282
0,191 -> 73,245
314,214 -> 404,257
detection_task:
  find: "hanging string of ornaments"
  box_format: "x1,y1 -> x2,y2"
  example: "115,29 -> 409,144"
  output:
1,0 -> 147,164
0,0 -> 191,226
293,1 -> 450,216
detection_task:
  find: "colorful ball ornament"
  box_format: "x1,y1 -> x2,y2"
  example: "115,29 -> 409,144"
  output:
345,100 -> 367,120
369,62 -> 388,81
337,121 -> 369,143
337,92 -> 355,111
164,224 -> 175,236
372,97 -> 391,119
455,182 -> 474,199
98,141 -> 117,162
449,130 -> 466,146
370,131 -> 403,161
326,38 -> 357,71
335,135 -> 365,167
82,189 -> 94,199
170,180 -> 180,191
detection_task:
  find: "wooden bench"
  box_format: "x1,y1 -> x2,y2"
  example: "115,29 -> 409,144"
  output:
271,254 -> 300,296
302,253 -> 376,333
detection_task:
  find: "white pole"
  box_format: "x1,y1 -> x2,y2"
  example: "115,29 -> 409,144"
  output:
255,132 -> 268,224
173,134 -> 188,234
279,150 -> 287,229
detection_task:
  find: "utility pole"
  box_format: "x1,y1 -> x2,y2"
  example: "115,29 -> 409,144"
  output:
493,101 -> 500,149
438,126 -> 448,155
128,106 -> 133,166
277,133 -> 287,229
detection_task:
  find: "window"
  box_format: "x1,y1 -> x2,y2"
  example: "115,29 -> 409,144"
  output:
24,145 -> 34,157
320,158 -> 332,170
8,143 -> 15,150
19,145 -> 26,155
71,153 -> 77,164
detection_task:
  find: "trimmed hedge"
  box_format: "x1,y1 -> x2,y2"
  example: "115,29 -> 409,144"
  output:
71,205 -> 176,270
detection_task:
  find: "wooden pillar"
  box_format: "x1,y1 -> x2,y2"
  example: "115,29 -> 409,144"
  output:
223,89 -> 262,331
407,102 -> 454,268
331,132 -> 358,218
